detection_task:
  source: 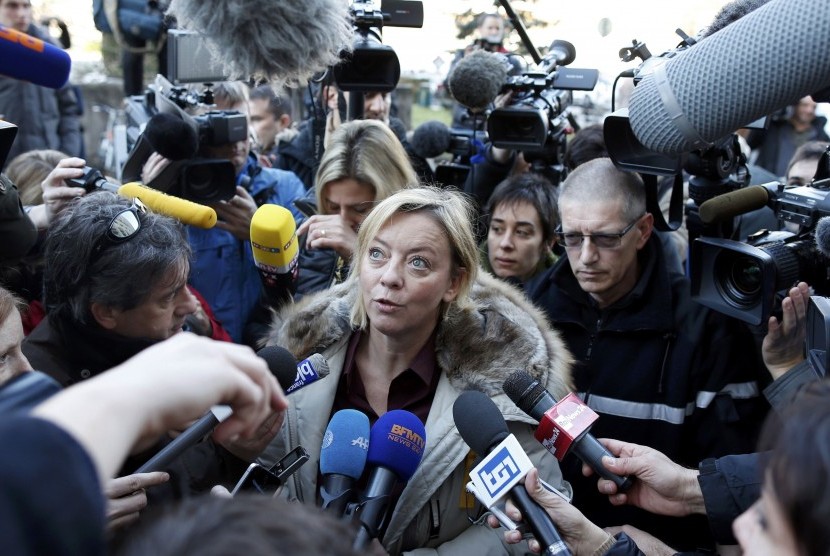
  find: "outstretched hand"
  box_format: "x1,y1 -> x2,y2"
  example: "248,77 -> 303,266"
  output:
762,281 -> 810,380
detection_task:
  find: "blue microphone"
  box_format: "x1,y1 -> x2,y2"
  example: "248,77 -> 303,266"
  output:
351,410 -> 426,550
0,24 -> 71,89
320,409 -> 371,516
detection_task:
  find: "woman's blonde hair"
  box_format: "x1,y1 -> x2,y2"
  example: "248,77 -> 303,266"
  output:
348,186 -> 479,330
5,149 -> 68,205
315,119 -> 418,211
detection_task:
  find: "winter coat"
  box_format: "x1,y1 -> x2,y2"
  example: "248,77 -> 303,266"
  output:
260,272 -> 574,555
188,155 -> 306,343
528,236 -> 770,551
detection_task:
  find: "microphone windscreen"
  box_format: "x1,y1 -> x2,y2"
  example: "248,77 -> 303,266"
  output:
410,120 -> 452,159
448,50 -> 508,112
629,0 -> 830,155
250,204 -> 299,273
452,390 -> 508,454
0,24 -> 71,88
256,345 -> 300,391
367,409 -> 425,481
698,185 -> 771,225
816,217 -> 830,258
117,183 -> 217,229
165,0 -> 354,92
320,409 -> 370,479
144,113 -> 199,161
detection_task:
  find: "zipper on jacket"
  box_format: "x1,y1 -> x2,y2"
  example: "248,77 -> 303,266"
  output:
657,332 -> 675,394
585,317 -> 601,360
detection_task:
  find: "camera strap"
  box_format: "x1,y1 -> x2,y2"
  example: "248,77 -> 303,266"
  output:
645,172 -> 684,232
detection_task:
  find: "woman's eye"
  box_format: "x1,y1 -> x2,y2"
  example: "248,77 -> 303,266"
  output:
368,248 -> 383,260
411,257 -> 429,270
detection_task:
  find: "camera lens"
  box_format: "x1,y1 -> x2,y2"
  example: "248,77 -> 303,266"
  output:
725,256 -> 762,305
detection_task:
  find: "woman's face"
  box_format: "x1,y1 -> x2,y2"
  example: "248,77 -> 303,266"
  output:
487,200 -> 547,282
359,212 -> 462,341
322,178 -> 376,232
733,484 -> 798,556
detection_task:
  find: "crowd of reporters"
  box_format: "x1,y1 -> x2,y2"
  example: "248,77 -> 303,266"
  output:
3,0 -> 830,555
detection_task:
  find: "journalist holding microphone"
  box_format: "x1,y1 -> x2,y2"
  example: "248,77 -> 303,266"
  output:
260,186 -> 574,554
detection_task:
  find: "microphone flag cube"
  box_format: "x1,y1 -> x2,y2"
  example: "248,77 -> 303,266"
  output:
534,392 -> 599,461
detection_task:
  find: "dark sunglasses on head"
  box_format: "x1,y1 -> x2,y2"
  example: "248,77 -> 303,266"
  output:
90,198 -> 147,260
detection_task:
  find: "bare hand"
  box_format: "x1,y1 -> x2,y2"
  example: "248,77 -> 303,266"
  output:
212,186 -> 257,241
35,157 -> 87,227
585,438 -> 704,517
219,410 -> 285,462
141,152 -> 172,185
297,213 -> 358,260
488,468 -> 612,555
762,281 -> 810,379
105,471 -> 169,530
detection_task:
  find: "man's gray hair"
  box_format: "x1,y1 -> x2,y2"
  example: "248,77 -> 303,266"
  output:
43,191 -> 191,325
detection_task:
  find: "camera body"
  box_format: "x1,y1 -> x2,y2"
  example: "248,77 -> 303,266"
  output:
120,75 -> 244,203
691,180 -> 830,326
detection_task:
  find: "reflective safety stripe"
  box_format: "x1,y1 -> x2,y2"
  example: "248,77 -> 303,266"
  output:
579,381 -> 761,425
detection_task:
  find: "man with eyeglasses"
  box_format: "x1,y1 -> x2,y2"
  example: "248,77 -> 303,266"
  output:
526,157 -> 770,552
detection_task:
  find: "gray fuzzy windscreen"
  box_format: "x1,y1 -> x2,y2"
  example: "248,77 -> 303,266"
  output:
166,0 -> 354,92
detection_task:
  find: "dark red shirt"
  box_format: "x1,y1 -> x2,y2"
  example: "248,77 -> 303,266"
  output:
332,329 -> 441,426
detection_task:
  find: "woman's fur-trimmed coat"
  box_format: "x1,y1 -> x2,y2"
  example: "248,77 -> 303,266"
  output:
261,272 -> 573,555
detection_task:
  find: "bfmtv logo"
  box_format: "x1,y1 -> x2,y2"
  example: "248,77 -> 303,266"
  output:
477,446 -> 521,497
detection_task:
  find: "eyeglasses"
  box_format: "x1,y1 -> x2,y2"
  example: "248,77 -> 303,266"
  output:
89,199 -> 147,261
555,214 -> 644,250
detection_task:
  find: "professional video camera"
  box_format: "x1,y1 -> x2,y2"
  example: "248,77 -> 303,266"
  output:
118,31 -> 244,203
691,147 -> 830,326
333,0 -> 423,94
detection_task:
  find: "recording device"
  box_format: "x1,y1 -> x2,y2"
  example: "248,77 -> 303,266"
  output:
120,74 -> 246,203
166,0 -> 353,89
690,147 -> 830,325
231,446 -> 310,496
503,371 -> 633,492
319,409 -> 371,516
250,204 -> 299,309
348,409 -> 426,550
0,119 -> 15,171
333,0 -> 423,93
63,166 -> 218,229
806,295 -> 830,378
410,120 -> 485,188
0,23 -> 71,89
166,29 -> 227,85
453,391 -> 570,556
135,348 -> 326,473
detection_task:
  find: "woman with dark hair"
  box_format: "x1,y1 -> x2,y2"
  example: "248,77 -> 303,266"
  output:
732,378 -> 830,555
482,172 -> 559,286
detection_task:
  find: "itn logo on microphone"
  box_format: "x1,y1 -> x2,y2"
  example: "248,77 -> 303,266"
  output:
469,434 -> 533,508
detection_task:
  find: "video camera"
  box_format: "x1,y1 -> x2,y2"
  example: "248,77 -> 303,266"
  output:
691,148 -> 830,326
115,30 -> 245,203
333,0 -> 423,93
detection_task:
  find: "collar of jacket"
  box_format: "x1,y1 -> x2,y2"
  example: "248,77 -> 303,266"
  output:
268,271 -> 573,399
546,236 -> 676,332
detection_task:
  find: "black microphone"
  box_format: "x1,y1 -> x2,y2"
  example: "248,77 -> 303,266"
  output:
503,371 -> 633,493
447,50 -> 509,113
144,113 -> 199,161
410,120 -> 452,159
628,0 -> 830,155
453,391 -> 570,556
543,39 -> 576,68
165,0 -> 353,90
816,217 -> 830,258
135,347 -> 327,473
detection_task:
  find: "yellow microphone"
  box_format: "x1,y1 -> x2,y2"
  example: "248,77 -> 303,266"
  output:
117,182 -> 217,229
250,204 -> 299,307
